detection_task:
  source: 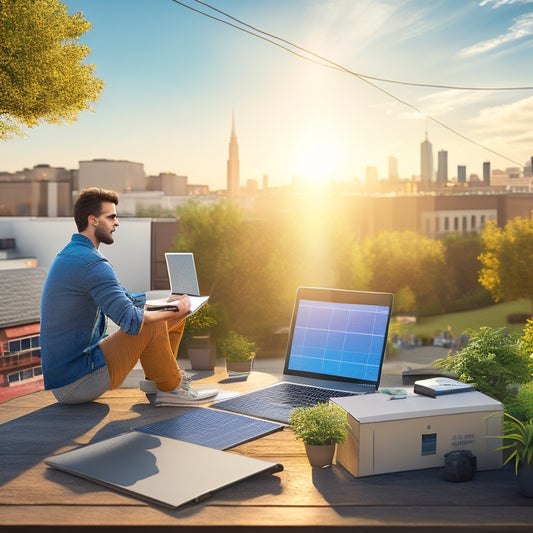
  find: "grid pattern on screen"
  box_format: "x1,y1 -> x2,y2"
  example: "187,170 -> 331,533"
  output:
287,299 -> 390,382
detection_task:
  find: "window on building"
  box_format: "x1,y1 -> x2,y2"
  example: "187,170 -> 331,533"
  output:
471,215 -> 476,230
8,339 -> 21,353
462,216 -> 467,231
444,217 -> 449,231
7,365 -> 42,384
454,217 -> 459,231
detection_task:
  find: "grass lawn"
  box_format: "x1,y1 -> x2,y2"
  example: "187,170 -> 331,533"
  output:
409,298 -> 532,338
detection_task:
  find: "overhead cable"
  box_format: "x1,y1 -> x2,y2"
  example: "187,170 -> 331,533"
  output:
171,0 -> 526,167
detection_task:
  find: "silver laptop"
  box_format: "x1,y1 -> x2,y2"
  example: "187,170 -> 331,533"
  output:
45,432 -> 283,509
212,286 -> 393,423
165,252 -> 201,296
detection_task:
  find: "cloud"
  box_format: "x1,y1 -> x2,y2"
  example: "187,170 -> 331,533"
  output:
468,95 -> 533,134
304,0 -> 441,54
460,12 -> 533,56
420,89 -> 496,115
480,0 -> 533,8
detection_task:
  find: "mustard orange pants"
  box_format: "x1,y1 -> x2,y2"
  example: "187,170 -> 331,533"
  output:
99,317 -> 186,391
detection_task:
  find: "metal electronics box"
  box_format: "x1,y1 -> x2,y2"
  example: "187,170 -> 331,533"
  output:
332,390 -> 503,478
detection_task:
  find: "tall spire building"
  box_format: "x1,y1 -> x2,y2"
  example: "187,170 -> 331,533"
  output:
227,112 -> 240,197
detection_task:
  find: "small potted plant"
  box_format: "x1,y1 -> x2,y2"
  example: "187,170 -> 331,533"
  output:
494,413 -> 533,498
289,402 -> 349,468
183,303 -> 218,370
218,330 -> 256,374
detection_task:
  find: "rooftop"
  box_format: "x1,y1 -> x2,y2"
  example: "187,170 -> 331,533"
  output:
1,358 -> 532,532
0,267 -> 47,328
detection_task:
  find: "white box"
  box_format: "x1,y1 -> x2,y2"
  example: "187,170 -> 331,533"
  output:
332,390 -> 503,477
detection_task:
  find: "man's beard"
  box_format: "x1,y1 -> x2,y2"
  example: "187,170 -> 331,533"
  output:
95,226 -> 114,245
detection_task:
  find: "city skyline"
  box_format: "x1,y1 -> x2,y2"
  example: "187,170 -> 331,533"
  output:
1,0 -> 533,190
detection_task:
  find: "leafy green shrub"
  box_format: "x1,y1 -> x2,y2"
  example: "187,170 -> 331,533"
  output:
434,326 -> 531,403
520,319 -> 533,359
289,403 -> 348,446
184,303 -> 218,339
506,382 -> 533,422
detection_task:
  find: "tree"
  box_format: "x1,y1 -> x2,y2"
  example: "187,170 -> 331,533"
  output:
0,0 -> 104,139
361,231 -> 450,312
443,233 -> 484,300
173,200 -> 297,338
479,217 -> 533,312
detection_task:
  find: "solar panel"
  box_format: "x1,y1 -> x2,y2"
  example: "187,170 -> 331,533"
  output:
133,407 -> 284,450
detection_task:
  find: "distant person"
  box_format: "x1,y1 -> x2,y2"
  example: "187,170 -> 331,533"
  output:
40,187 -> 217,406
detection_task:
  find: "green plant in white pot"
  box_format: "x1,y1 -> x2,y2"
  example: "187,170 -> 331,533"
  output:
494,413 -> 533,498
219,331 -> 256,374
289,402 -> 349,468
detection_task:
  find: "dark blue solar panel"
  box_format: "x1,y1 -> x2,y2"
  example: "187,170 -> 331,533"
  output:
133,408 -> 284,450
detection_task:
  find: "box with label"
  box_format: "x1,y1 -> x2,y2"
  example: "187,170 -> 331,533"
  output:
332,389 -> 503,478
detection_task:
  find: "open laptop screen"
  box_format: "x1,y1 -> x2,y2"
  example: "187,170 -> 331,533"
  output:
283,287 -> 393,386
165,252 -> 201,297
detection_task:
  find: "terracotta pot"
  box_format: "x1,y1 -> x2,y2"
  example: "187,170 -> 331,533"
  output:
518,463 -> 533,498
304,443 -> 336,468
187,335 -> 216,371
225,359 -> 253,374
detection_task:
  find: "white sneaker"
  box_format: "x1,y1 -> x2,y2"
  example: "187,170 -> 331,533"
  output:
139,370 -> 194,394
141,371 -> 218,406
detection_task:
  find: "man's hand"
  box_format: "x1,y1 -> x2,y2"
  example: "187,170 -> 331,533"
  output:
168,294 -> 191,314
143,294 -> 191,323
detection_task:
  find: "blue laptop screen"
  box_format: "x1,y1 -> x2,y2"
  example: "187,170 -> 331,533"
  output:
285,296 -> 391,384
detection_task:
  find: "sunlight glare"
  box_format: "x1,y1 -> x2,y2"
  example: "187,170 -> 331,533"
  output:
291,135 -> 341,185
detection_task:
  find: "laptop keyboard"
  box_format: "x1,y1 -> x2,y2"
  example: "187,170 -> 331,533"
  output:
211,382 -> 363,424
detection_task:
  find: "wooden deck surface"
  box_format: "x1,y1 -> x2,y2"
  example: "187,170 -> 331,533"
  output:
1,365 -> 532,532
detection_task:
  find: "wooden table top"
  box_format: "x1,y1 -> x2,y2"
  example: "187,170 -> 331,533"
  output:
1,365 -> 532,532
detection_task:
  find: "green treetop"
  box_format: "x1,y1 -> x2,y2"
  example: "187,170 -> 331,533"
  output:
479,217 -> 533,312
0,0 -> 104,139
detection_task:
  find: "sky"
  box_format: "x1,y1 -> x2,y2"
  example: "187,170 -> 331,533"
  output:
2,0 -> 533,190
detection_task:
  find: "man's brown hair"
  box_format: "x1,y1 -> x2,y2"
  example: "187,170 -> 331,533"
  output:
74,187 -> 119,232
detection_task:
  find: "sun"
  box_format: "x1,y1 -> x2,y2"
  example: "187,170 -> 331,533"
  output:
291,135 -> 341,185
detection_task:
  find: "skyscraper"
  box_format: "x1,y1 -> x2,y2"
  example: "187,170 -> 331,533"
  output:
227,112 -> 240,197
420,131 -> 434,184
437,150 -> 448,185
457,165 -> 467,183
483,161 -> 491,186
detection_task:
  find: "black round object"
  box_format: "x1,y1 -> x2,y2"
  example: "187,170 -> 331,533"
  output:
444,450 -> 477,482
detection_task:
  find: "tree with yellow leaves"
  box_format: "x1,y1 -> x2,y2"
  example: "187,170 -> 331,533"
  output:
479,217 -> 533,312
0,0 -> 104,140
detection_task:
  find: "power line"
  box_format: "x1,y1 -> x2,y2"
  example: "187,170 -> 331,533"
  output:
192,0 -> 533,92
171,0 -> 527,167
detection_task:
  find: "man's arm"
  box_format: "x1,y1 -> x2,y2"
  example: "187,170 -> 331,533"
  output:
142,294 -> 191,324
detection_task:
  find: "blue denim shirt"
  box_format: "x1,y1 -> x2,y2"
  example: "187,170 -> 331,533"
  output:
40,234 -> 146,389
